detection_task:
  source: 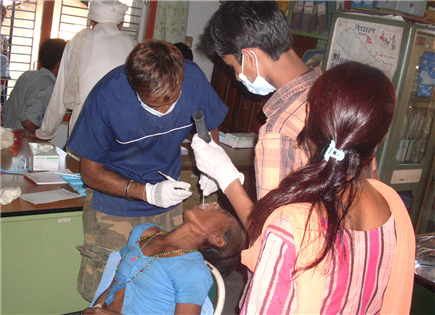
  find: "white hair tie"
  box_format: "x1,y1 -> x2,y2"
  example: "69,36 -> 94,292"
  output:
324,140 -> 345,162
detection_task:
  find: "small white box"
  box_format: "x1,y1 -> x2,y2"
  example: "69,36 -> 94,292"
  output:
396,1 -> 426,17
224,133 -> 257,148
28,143 -> 59,171
375,0 -> 398,10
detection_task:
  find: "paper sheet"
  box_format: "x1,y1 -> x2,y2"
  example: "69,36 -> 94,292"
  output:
20,188 -> 82,204
24,169 -> 73,185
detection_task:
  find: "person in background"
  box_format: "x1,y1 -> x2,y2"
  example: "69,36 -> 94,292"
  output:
82,203 -> 246,315
192,62 -> 415,314
35,0 -> 136,141
1,6 -> 8,53
66,39 -> 228,301
1,38 -> 66,133
174,42 -> 193,61
1,53 -> 10,106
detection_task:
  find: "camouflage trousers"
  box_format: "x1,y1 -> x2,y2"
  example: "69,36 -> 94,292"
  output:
76,189 -> 184,301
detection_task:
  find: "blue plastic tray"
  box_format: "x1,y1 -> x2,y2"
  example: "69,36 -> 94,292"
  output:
61,174 -> 87,196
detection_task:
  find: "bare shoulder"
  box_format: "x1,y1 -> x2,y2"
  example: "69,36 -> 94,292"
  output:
349,180 -> 392,231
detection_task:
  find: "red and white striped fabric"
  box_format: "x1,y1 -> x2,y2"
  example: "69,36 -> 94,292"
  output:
241,180 -> 415,315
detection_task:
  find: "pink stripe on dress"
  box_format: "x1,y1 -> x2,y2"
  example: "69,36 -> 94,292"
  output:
359,229 -> 381,314
322,230 -> 351,314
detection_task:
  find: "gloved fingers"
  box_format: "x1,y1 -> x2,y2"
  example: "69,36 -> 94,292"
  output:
169,180 -> 191,191
199,174 -> 219,196
192,135 -> 229,172
191,134 -> 208,151
192,134 -> 225,156
165,181 -> 192,199
195,156 -> 211,174
170,188 -> 192,199
147,180 -> 192,208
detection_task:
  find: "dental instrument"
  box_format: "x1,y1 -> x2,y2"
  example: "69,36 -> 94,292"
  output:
157,171 -> 199,199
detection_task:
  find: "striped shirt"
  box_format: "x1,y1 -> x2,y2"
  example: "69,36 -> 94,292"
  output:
255,68 -> 322,200
241,183 -> 402,314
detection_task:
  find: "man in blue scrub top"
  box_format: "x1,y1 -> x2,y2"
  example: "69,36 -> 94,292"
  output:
66,40 -> 228,301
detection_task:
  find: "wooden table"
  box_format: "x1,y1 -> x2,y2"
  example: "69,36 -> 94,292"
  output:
1,144 -> 85,217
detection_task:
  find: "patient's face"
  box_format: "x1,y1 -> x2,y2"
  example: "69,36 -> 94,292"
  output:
184,202 -> 233,233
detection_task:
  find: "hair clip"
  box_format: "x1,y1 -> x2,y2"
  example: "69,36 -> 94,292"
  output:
324,140 -> 345,162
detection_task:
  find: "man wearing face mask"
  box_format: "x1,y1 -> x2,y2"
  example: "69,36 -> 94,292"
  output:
66,40 -> 227,301
196,1 -> 378,225
198,1 -> 322,204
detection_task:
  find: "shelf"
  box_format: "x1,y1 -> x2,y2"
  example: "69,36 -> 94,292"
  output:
290,29 -> 329,41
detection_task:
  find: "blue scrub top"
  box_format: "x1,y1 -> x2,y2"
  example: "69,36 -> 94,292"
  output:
67,61 -> 228,216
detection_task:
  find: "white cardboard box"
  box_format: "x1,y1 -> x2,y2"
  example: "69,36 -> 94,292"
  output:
224,133 -> 257,148
28,143 -> 59,171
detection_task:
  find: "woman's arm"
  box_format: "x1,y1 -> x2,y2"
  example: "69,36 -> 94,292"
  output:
224,179 -> 254,229
175,303 -> 202,315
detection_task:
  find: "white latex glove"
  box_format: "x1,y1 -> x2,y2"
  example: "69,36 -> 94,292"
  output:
191,134 -> 244,193
199,174 -> 219,197
145,180 -> 192,208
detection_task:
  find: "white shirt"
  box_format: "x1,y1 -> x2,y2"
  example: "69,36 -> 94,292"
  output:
36,23 -> 136,139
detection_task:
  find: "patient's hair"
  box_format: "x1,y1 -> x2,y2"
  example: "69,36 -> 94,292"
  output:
39,38 -> 67,71
198,215 -> 247,275
125,39 -> 184,101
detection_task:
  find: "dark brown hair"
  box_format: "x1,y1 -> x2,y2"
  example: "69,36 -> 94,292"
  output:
199,1 -> 293,64
199,214 -> 247,276
125,39 -> 184,101
38,38 -> 67,70
248,62 -> 395,271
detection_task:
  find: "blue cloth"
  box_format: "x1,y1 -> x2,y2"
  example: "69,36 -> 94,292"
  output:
1,54 -> 10,79
102,223 -> 213,314
2,68 -> 56,129
90,250 -> 214,314
67,61 -> 228,217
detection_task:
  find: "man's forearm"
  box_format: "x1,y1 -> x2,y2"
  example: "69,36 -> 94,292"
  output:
21,119 -> 39,134
209,128 -> 220,144
224,179 -> 254,230
80,159 -> 147,202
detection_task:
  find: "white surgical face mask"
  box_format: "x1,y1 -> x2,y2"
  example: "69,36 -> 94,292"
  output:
238,51 -> 276,96
137,92 -> 181,117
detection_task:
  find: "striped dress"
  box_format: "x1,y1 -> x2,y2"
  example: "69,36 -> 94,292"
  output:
241,190 -> 400,314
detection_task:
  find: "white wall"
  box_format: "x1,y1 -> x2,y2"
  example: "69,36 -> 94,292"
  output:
186,1 -> 221,81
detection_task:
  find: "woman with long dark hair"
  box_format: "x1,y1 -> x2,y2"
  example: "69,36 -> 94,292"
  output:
192,62 -> 415,314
